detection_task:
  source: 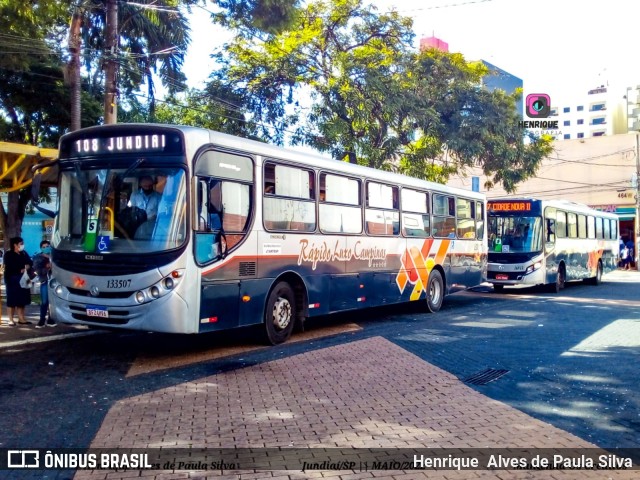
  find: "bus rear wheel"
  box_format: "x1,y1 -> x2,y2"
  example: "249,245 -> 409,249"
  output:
426,270 -> 444,313
264,281 -> 296,345
549,267 -> 565,293
585,261 -> 603,286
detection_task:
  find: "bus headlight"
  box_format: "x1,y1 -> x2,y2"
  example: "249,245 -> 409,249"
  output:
526,262 -> 543,274
135,291 -> 145,304
49,278 -> 63,295
134,270 -> 184,304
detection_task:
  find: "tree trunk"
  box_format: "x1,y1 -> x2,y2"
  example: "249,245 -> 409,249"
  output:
68,8 -> 83,132
103,0 -> 118,124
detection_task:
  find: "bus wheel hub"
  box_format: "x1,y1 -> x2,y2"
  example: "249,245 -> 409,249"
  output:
272,297 -> 292,330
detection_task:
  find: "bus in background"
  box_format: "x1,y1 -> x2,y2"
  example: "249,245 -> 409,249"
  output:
39,124 -> 487,345
487,198 -> 619,292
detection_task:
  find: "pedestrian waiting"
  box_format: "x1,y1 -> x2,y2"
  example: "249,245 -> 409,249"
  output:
32,240 -> 56,328
2,237 -> 33,326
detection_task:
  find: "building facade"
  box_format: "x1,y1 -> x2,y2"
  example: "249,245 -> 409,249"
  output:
447,134 -> 639,242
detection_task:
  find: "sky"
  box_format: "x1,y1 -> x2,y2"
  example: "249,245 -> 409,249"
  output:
181,0 -> 640,106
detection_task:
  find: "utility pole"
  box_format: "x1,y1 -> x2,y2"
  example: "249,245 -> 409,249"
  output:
103,0 -> 118,124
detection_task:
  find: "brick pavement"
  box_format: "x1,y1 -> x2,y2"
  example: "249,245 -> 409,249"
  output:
74,337 -> 637,480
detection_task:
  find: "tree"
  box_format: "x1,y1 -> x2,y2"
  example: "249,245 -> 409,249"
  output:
147,83 -> 261,138
213,0 -> 552,192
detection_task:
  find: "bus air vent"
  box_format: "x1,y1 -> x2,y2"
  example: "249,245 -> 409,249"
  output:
239,262 -> 257,277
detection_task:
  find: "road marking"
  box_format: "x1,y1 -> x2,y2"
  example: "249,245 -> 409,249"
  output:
0,330 -> 104,349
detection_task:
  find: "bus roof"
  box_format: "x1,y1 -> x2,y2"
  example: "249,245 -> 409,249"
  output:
62,123 -> 485,201
488,197 -> 619,219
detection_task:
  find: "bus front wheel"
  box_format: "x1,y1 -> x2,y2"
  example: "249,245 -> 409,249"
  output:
426,270 -> 444,313
264,281 -> 296,345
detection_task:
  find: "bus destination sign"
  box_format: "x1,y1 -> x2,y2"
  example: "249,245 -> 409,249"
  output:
73,134 -> 167,155
489,201 -> 532,212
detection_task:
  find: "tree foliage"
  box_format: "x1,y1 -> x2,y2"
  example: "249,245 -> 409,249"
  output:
213,0 -> 552,191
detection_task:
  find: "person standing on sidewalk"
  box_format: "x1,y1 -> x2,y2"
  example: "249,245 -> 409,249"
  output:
33,240 -> 55,328
3,237 -> 33,326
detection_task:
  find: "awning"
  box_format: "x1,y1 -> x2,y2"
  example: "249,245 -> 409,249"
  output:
0,141 -> 58,193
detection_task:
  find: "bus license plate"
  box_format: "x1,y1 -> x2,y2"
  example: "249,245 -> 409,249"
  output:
86,305 -> 109,318
496,274 -> 509,280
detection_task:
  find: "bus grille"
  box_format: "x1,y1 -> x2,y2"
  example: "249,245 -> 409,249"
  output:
68,287 -> 132,299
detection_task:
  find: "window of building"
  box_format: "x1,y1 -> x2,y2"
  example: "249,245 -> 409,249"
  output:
590,103 -> 605,111
563,120 -> 570,126
577,132 -> 584,138
593,131 -> 606,137
591,117 -> 606,125
563,107 -> 570,113
563,134 -> 571,139
577,119 -> 584,125
577,106 -> 584,111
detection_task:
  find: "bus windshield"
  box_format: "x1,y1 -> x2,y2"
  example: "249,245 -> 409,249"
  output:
488,215 -> 543,253
54,167 -> 187,254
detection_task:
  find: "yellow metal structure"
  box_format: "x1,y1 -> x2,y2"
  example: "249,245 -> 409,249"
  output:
0,141 -> 58,192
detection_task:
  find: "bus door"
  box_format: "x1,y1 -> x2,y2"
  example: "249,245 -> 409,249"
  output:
193,149 -> 254,330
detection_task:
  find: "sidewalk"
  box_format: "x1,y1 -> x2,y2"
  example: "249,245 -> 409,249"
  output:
0,283 -> 92,347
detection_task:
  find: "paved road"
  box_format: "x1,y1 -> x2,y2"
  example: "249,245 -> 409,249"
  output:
0,270 -> 638,479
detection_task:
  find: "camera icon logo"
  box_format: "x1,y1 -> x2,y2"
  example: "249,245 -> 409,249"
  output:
525,93 -> 551,118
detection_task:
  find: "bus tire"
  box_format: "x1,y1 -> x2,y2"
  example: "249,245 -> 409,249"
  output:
549,266 -> 565,293
426,270 -> 444,313
264,281 -> 296,345
493,284 -> 504,292
586,261 -> 603,286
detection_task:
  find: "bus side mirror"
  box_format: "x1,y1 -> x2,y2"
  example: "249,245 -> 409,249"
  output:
31,172 -> 42,204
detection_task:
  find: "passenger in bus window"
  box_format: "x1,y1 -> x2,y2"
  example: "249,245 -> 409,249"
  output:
511,225 -> 525,249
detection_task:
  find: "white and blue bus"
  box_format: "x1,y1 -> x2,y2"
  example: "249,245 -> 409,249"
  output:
42,124 -> 487,344
487,198 -> 619,292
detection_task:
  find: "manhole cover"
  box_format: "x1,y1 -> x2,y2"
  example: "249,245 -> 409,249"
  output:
463,368 -> 509,385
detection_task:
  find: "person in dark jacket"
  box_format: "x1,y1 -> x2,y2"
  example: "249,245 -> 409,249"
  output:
3,236 -> 33,326
33,240 -> 55,328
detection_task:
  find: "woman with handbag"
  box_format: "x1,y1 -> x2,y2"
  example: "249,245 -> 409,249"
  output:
3,236 -> 33,326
